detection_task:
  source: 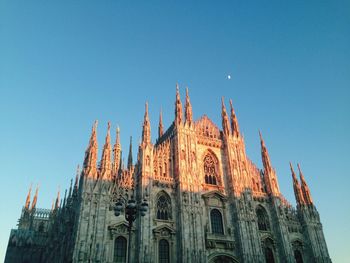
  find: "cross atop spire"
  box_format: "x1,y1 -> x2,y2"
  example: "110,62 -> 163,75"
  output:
229,99 -> 240,137
185,87 -> 193,125
297,163 -> 313,205
158,109 -> 164,138
175,84 -> 183,125
221,97 -> 231,135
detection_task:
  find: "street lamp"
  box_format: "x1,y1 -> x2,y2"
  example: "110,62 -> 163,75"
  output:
114,198 -> 148,263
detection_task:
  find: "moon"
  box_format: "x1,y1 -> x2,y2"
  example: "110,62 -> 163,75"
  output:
227,75 -> 231,80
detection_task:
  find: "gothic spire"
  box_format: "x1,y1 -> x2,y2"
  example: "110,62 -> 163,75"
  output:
31,185 -> 39,210
221,97 -> 231,135
55,189 -> 60,210
142,102 -> 151,145
73,165 -> 80,196
259,131 -> 272,171
229,99 -> 240,137
185,87 -> 193,125
68,178 -> 73,199
83,120 -> 98,179
100,122 -> 112,180
175,84 -> 183,125
127,136 -> 133,170
259,131 -> 280,195
24,184 -> 32,210
297,163 -> 313,205
158,109 -> 164,138
290,162 -> 305,206
63,189 -> 67,208
113,127 -> 121,176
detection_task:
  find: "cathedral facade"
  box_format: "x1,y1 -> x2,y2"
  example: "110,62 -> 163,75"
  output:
5,87 -> 331,263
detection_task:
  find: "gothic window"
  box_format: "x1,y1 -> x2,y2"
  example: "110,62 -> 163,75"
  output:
256,206 -> 270,231
294,250 -> 303,263
210,209 -> 224,234
204,152 -> 218,185
38,222 -> 45,232
156,192 -> 172,220
113,236 -> 127,263
159,239 -> 170,263
264,247 -> 275,263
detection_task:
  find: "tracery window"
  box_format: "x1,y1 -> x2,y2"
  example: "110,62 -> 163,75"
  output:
159,239 -> 170,263
294,250 -> 303,263
113,236 -> 127,263
156,192 -> 172,220
256,206 -> 270,231
204,153 -> 218,185
210,209 -> 224,234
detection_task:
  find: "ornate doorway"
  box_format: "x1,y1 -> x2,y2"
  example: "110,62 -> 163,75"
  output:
209,255 -> 238,263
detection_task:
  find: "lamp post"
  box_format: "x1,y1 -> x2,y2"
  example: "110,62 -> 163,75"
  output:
114,198 -> 148,263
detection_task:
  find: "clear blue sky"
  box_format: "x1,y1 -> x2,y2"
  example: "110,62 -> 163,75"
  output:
1,1 -> 349,261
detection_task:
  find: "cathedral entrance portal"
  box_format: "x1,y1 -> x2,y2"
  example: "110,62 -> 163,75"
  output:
209,255 -> 238,263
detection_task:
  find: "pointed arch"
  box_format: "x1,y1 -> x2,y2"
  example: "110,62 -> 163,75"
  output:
262,237 -> 275,263
156,191 -> 172,220
256,205 -> 270,231
203,150 -> 220,186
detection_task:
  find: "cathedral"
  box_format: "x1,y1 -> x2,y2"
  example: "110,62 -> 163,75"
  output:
5,86 -> 331,263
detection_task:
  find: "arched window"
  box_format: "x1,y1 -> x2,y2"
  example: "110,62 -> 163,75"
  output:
204,152 -> 218,185
113,236 -> 127,263
294,250 -> 303,263
210,209 -> 224,234
156,192 -> 172,220
159,239 -> 170,263
256,206 -> 270,231
265,247 -> 275,263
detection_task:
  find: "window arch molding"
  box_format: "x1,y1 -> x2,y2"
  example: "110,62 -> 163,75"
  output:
256,205 -> 270,231
202,150 -> 221,186
156,191 -> 172,221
